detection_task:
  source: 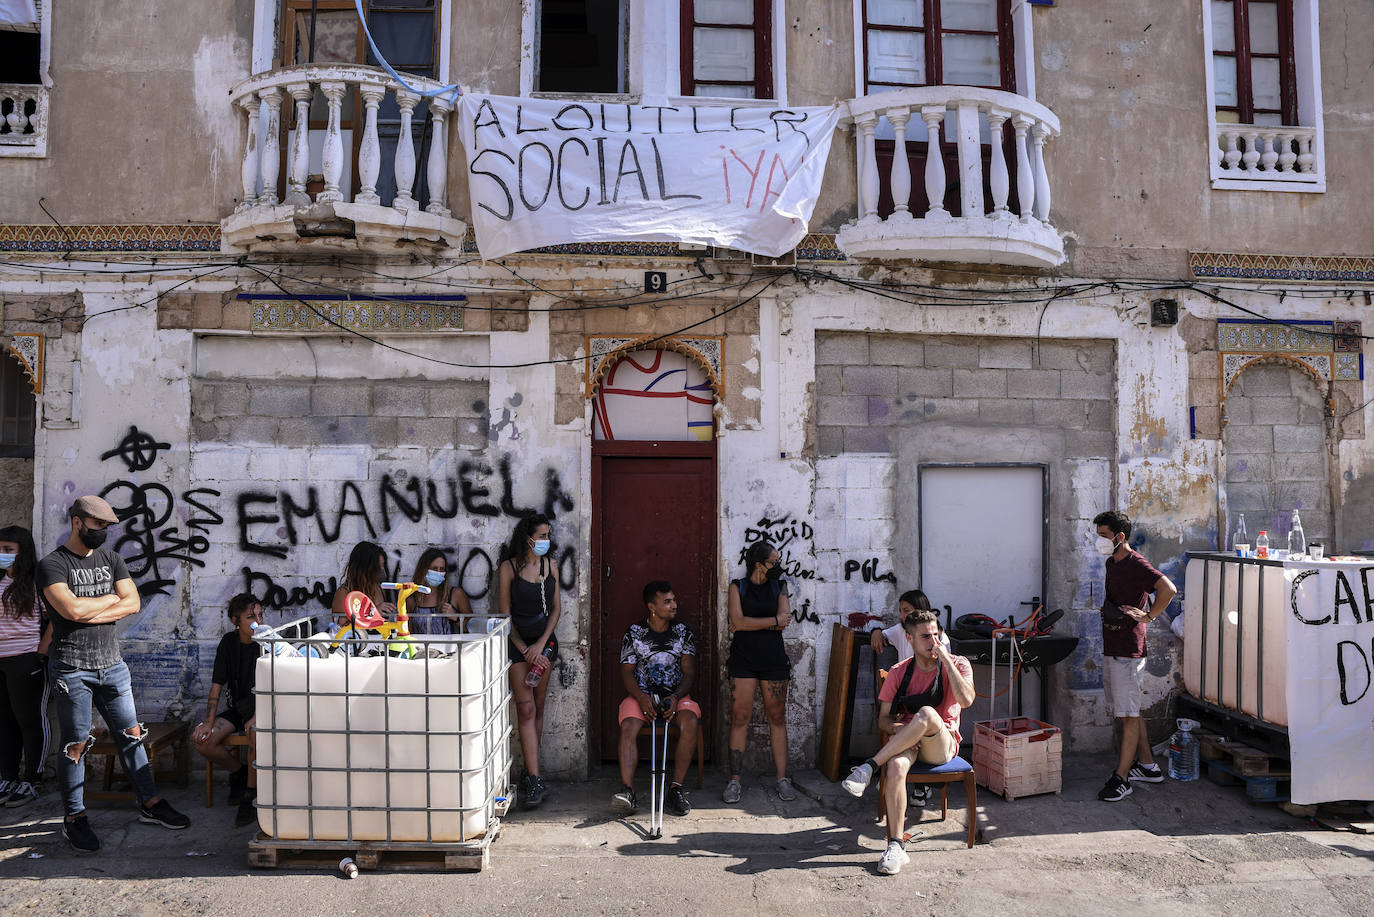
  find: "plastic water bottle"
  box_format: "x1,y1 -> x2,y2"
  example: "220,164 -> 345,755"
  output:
523,644 -> 555,687
1167,718 -> 1200,781
1255,530 -> 1269,559
1232,513 -> 1248,553
251,622 -> 298,657
1288,510 -> 1306,559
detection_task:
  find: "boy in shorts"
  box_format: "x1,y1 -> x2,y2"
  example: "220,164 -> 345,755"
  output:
193,593 -> 262,826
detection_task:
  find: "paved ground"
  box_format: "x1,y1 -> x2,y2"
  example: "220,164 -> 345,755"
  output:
1,755 -> 1371,916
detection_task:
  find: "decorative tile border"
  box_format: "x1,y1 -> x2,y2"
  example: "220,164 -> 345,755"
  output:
240,294 -> 466,332
1218,318 -> 1363,408
0,223 -> 221,253
1191,250 -> 1374,282
6,332 -> 43,393
585,335 -> 724,399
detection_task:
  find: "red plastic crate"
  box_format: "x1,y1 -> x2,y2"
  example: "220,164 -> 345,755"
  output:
973,716 -> 1063,801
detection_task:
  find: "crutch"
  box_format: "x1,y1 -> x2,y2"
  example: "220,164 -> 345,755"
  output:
647,699 -> 670,839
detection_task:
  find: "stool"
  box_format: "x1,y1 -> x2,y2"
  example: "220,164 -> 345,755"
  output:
204,733 -> 253,807
877,754 -> 978,848
85,721 -> 191,804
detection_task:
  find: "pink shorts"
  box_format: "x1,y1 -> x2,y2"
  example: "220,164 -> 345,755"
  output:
618,694 -> 702,723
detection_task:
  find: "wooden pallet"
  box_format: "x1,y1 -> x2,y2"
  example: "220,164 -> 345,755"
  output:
1197,733 -> 1285,776
1203,758 -> 1290,802
247,822 -> 499,873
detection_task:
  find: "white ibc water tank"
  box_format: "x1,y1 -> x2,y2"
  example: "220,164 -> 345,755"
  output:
253,624 -> 511,842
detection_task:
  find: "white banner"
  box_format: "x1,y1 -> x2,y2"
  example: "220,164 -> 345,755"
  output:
1285,562 -> 1374,804
456,95 -> 841,260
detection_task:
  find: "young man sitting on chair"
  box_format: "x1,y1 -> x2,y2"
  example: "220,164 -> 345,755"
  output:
612,580 -> 699,818
842,610 -> 974,875
192,593 -> 262,827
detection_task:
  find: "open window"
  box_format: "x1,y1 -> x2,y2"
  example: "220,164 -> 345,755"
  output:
1203,0 -> 1324,190
535,0 -> 627,94
0,0 -> 49,157
276,0 -> 441,205
1,348 -> 36,459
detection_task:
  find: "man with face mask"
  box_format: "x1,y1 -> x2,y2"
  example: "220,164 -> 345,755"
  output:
37,496 -> 190,853
1091,510 -> 1177,802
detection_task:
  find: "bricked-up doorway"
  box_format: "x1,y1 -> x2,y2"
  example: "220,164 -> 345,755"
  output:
589,349 -> 718,763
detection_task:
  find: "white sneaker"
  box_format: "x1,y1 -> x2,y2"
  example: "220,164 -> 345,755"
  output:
877,840 -> 910,876
841,762 -> 873,797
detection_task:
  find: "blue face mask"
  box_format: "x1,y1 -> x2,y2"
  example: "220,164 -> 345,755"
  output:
532,539 -> 551,557
425,570 -> 447,588
0,553 -> 15,570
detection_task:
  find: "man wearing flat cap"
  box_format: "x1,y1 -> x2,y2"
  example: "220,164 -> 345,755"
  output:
38,496 -> 190,853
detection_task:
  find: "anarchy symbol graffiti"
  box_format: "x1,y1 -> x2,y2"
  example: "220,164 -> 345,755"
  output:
100,425 -> 172,472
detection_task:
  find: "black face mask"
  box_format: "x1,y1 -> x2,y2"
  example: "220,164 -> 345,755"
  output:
765,563 -> 783,582
79,524 -> 109,549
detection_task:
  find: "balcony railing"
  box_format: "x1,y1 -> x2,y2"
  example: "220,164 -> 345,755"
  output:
837,87 -> 1063,268
1212,123 -> 1319,184
221,64 -> 465,254
0,84 -> 48,157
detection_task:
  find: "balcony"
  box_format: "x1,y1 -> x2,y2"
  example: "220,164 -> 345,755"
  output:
836,87 -> 1063,269
221,64 -> 466,255
0,84 -> 48,157
1211,123 -> 1321,190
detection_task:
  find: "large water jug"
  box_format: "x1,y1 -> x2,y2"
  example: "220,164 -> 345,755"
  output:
1167,718 -> 1200,781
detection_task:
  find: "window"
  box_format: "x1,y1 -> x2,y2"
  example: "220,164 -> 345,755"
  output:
862,0 -> 1014,94
1211,0 -> 1296,126
277,1 -> 440,206
680,0 -> 773,99
1,350 -> 36,458
0,0 -> 48,157
1203,0 -> 1323,190
537,0 -> 626,93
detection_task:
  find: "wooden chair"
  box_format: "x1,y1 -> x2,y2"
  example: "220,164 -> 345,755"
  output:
86,720 -> 192,804
204,733 -> 252,807
874,673 -> 979,848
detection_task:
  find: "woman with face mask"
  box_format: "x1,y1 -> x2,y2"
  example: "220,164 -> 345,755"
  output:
497,512 -> 560,808
0,525 -> 51,808
723,539 -> 796,805
405,547 -> 473,637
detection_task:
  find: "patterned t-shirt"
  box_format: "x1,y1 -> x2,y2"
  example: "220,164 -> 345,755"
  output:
620,620 -> 696,695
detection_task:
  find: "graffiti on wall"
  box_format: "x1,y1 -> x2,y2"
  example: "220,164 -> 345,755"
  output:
93,426 -> 579,609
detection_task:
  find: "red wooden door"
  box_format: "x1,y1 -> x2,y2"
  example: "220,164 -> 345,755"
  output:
592,444 -> 716,762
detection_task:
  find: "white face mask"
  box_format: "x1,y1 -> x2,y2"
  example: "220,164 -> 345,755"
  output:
1095,536 -> 1118,556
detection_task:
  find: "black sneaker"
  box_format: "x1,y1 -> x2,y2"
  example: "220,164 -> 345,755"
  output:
234,792 -> 257,829
63,814 -> 101,853
908,784 -> 929,807
666,783 -> 691,817
4,780 -> 39,808
524,775 -> 547,808
138,798 -> 191,829
1098,773 -> 1133,802
227,766 -> 248,805
611,785 -> 638,814
1128,761 -> 1165,784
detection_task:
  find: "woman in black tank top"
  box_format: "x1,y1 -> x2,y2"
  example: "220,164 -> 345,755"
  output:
497,513 -> 561,808
723,540 -> 797,805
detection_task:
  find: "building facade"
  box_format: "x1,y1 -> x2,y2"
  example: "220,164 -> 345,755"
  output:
2,1 -> 1372,775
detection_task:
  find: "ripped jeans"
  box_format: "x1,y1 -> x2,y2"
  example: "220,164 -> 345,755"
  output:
52,660 -> 155,815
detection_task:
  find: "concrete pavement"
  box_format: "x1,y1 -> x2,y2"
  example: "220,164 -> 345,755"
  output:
1,754 -> 1371,916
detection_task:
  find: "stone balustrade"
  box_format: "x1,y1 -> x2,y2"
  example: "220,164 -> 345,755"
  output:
0,84 -> 48,157
221,64 -> 465,254
1213,123 -> 1318,183
836,86 -> 1063,268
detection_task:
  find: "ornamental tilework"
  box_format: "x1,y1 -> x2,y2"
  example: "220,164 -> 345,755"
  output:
244,295 -> 466,332
1191,251 -> 1374,282
0,224 -> 220,252
586,335 -> 724,399
1217,318 -> 1364,404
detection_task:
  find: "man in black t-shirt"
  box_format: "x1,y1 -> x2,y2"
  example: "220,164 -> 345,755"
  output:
194,593 -> 263,827
612,580 -> 699,818
38,496 -> 190,853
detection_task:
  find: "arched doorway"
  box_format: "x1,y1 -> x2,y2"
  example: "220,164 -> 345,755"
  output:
589,345 -> 719,763
1223,360 -> 1332,550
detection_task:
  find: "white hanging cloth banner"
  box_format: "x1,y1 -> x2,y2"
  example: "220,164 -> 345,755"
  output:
456,94 -> 841,260
1284,562 -> 1374,804
0,0 -> 39,32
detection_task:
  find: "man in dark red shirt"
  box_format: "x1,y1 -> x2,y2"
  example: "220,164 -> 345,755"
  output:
1093,511 -> 1177,802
